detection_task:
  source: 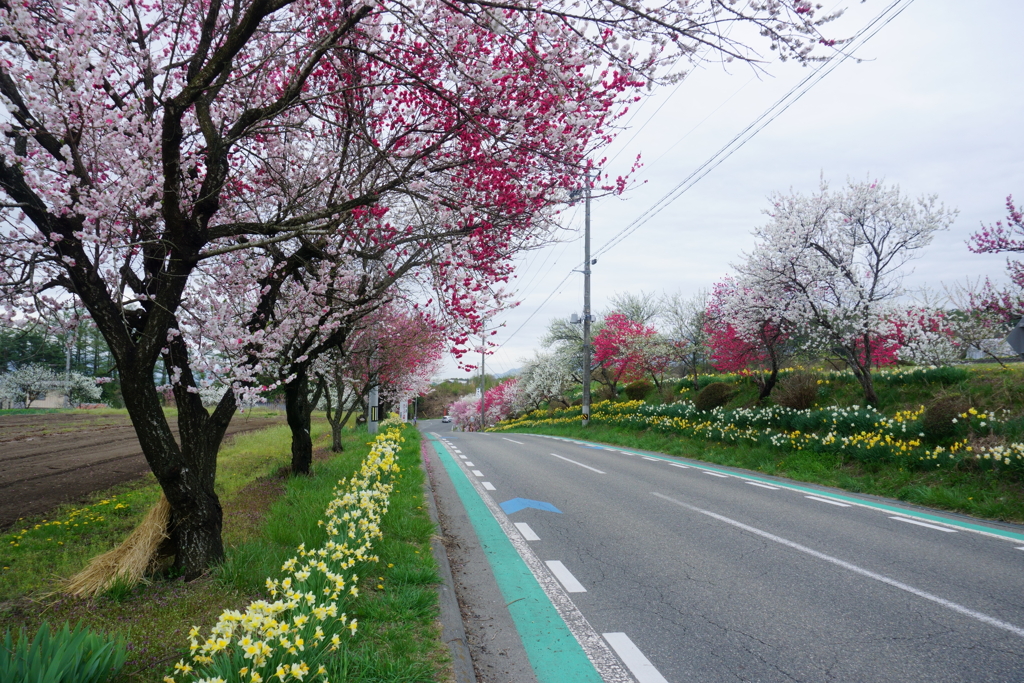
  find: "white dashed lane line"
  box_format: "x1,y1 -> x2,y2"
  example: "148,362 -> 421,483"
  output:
890,516 -> 957,533
472,470 -> 484,477
545,560 -> 587,592
482,482 -> 496,491
746,481 -> 780,490
702,471 -> 729,478
464,462 -> 474,467
549,453 -> 606,474
602,633 -> 669,683
515,522 -> 540,541
669,463 -> 689,469
805,495 -> 851,507
642,457 -> 660,462
503,438 -> 524,444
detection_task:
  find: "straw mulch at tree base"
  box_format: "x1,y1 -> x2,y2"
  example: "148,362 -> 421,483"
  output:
64,494 -> 171,597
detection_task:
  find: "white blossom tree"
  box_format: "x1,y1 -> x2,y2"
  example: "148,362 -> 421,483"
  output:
734,178 -> 957,404
661,288 -> 712,387
514,348 -> 579,412
0,364 -> 58,407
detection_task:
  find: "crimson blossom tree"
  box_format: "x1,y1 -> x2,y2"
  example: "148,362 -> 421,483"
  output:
0,0 -> 842,575
592,311 -> 674,392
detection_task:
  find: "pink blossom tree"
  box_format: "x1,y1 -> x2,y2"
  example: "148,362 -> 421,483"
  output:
0,0 -> 842,574
313,303 -> 444,452
967,195 -> 1024,322
483,377 -> 520,424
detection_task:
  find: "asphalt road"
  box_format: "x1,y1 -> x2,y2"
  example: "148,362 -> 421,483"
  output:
426,425 -> 1024,683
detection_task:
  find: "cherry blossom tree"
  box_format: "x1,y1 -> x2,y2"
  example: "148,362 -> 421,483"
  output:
592,311 -> 674,391
705,278 -> 793,399
514,348 -> 578,411
448,394 -> 480,431
967,195 -> 1024,323
0,0 -> 843,574
483,377 -> 519,424
0,363 -> 57,407
733,178 -> 956,404
314,303 -> 443,453
661,288 -> 711,388
883,307 -> 959,366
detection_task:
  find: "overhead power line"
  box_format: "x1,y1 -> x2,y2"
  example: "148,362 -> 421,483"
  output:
592,0 -> 916,261
496,0 -> 915,350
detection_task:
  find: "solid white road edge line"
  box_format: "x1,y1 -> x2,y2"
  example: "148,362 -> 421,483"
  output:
602,633 -> 669,683
889,516 -> 958,532
805,495 -> 851,507
503,438 -> 524,444
435,440 -> 633,683
545,560 -> 587,592
550,453 -> 606,474
746,481 -> 780,490
482,482 -> 496,491
514,522 -> 540,541
653,492 -> 1024,639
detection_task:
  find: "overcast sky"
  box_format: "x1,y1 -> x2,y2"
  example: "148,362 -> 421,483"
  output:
436,0 -> 1024,380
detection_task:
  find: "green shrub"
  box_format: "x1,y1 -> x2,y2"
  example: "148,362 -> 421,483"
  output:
694,382 -> 735,411
774,373 -> 820,410
0,622 -> 126,683
922,395 -> 969,441
624,380 -> 654,401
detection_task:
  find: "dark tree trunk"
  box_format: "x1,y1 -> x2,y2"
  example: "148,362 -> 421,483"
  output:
843,338 -> 879,406
285,369 -> 314,475
756,331 -> 782,401
119,340 -> 235,579
318,374 -> 345,453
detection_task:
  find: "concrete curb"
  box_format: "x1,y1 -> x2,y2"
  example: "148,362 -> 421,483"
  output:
421,440 -> 478,683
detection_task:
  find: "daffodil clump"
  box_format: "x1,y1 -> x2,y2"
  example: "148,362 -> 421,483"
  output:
493,399 -> 1024,475
165,418 -> 406,683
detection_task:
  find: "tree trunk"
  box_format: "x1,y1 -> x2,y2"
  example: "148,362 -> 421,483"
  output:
285,369 -> 314,475
756,330 -> 781,401
119,354 -> 234,579
318,374 -> 344,453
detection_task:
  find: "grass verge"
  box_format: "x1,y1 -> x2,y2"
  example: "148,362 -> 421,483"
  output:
503,423 -> 1024,524
2,417 -> 448,682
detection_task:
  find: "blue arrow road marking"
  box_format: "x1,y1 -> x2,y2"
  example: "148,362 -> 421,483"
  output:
500,498 -> 563,515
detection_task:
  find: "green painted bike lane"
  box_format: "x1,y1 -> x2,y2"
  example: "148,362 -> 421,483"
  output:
425,434 -> 605,683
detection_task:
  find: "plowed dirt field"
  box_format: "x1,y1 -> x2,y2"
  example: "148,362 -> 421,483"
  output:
0,411 -> 285,529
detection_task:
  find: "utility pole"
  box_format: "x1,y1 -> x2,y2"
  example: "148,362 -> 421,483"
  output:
582,169 -> 593,427
479,322 -> 486,431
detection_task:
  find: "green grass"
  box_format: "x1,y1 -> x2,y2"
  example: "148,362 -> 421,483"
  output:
0,418 -> 447,682
0,408 -> 66,415
503,422 -> 1024,524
